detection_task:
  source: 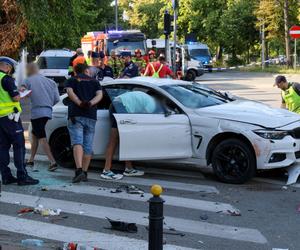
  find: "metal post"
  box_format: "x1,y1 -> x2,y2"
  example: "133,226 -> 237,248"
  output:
165,34 -> 170,64
294,38 -> 297,70
261,22 -> 265,70
148,185 -> 164,250
115,0 -> 118,31
173,8 -> 177,72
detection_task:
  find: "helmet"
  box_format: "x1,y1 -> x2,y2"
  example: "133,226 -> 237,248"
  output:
135,49 -> 142,54
0,56 -> 17,73
148,50 -> 156,55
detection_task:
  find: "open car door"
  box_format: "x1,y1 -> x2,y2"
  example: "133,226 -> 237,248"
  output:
114,113 -> 192,160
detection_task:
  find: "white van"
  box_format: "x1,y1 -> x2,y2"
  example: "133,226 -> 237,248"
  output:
37,49 -> 74,93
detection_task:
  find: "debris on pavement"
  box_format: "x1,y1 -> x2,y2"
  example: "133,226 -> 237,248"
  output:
21,239 -> 44,247
110,185 -> 144,195
272,248 -> 289,250
78,211 -> 85,215
282,186 -> 288,190
41,187 -> 49,191
106,217 -> 138,233
18,207 -> 34,214
34,204 -> 61,216
145,226 -> 185,237
200,214 -> 208,220
198,240 -> 204,244
226,210 -> 241,216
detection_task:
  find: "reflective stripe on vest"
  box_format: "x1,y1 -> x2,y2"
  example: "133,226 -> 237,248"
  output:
282,85 -> 300,114
0,72 -> 22,117
150,63 -> 164,78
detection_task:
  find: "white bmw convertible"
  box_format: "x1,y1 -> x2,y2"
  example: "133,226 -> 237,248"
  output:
45,77 -> 300,184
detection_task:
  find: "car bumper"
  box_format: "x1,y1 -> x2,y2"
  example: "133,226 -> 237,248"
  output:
256,135 -> 300,170
196,67 -> 205,76
203,64 -> 213,69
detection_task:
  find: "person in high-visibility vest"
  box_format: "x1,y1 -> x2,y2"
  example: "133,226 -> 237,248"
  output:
144,55 -> 175,79
148,50 -> 157,63
107,50 -> 123,78
274,75 -> 300,114
0,57 -> 39,185
68,48 -> 84,76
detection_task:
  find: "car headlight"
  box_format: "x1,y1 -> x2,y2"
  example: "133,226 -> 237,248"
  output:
254,130 -> 289,140
209,60 -> 213,63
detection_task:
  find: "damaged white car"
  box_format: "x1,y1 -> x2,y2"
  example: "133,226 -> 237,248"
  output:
45,77 -> 300,184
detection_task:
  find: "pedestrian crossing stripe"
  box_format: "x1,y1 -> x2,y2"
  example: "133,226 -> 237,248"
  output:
0,214 -> 196,250
47,184 -> 238,213
0,191 -> 267,244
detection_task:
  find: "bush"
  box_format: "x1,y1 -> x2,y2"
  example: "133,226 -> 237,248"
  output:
225,57 -> 244,67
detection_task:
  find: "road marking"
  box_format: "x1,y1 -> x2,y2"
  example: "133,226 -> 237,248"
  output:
0,214 -> 195,250
22,163 -> 219,194
0,191 -> 267,244
47,184 -> 238,213
253,177 -> 300,188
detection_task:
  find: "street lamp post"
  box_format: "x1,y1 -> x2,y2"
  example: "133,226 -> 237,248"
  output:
115,0 -> 118,31
172,0 -> 178,72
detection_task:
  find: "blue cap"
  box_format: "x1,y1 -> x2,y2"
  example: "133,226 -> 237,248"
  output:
120,51 -> 131,57
91,51 -> 99,58
99,51 -> 105,59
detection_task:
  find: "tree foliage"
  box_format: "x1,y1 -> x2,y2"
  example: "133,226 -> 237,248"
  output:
0,0 -> 27,57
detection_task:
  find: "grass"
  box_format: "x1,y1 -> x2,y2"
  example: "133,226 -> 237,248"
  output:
238,65 -> 300,74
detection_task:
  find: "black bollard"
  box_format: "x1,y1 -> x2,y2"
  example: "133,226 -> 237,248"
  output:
148,185 -> 165,250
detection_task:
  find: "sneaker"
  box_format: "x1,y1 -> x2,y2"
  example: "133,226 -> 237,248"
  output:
2,176 -> 17,185
48,163 -> 58,172
123,168 -> 144,177
101,170 -> 123,180
82,171 -> 88,182
25,161 -> 34,167
72,169 -> 86,183
32,165 -> 39,172
17,175 -> 39,186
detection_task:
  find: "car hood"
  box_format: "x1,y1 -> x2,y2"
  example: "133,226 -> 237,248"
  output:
192,55 -> 211,64
195,100 -> 300,128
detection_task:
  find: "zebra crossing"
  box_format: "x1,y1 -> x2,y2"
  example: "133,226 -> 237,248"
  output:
0,164 -> 268,249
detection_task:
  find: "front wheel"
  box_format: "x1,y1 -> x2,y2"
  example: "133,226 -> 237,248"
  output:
49,128 -> 74,168
211,138 -> 256,184
185,70 -> 196,81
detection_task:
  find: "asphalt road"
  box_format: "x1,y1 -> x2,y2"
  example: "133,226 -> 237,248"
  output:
1,71 -> 300,250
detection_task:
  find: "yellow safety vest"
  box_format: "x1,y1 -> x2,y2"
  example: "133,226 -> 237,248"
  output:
149,63 -> 164,78
282,84 -> 300,114
0,72 -> 21,117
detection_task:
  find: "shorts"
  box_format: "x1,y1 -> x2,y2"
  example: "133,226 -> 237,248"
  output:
67,116 -> 96,155
31,117 -> 49,139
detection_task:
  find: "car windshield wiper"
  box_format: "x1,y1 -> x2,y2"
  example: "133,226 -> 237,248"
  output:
192,85 -> 234,101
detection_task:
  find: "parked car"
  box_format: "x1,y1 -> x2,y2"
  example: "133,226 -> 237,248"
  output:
37,49 -> 73,93
43,77 -> 300,184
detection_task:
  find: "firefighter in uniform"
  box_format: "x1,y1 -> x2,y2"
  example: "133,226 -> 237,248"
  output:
132,49 -> 146,75
107,50 -> 123,78
148,50 -> 157,63
0,57 -> 39,185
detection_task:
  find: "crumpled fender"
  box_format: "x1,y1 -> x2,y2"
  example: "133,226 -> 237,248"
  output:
286,163 -> 300,185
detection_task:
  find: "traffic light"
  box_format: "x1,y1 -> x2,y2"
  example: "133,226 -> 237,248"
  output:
164,10 -> 171,35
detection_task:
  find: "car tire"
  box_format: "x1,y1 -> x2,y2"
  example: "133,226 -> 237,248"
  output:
49,127 -> 74,168
211,138 -> 256,184
185,70 -> 196,81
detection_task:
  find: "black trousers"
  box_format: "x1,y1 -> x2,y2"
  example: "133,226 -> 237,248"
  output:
0,116 -> 27,181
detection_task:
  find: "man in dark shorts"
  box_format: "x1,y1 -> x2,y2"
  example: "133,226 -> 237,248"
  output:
274,75 -> 300,114
65,63 -> 103,183
23,63 -> 60,171
102,91 -> 156,180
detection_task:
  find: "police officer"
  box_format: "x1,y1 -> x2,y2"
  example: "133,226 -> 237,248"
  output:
0,57 -> 39,185
96,51 -> 114,81
274,75 -> 300,114
119,51 -> 139,78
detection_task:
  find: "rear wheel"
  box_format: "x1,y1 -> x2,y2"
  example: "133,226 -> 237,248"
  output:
49,128 -> 74,168
185,70 -> 196,81
211,138 -> 256,184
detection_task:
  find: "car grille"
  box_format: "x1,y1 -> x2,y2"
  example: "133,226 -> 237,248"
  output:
289,127 -> 300,139
295,151 -> 300,159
